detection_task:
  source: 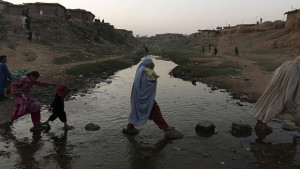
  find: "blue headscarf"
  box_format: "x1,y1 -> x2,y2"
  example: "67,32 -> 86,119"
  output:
128,58 -> 157,126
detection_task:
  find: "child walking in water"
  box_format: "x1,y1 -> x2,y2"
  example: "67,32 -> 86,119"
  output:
10,71 -> 55,128
43,83 -> 74,130
143,62 -> 159,82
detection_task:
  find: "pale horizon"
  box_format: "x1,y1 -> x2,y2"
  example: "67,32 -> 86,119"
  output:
7,0 -> 300,36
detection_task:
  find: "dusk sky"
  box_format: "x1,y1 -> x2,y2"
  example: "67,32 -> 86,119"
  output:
8,0 -> 300,36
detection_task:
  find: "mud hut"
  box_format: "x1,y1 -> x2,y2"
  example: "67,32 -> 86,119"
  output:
0,1 -> 10,14
25,3 -> 66,17
285,9 -> 300,32
5,4 -> 24,15
82,11 -> 95,22
67,9 -> 95,22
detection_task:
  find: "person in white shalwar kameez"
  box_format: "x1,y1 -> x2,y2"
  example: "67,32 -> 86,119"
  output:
252,56 -> 300,132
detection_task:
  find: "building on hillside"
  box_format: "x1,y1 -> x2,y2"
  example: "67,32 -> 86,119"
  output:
68,9 -> 83,20
285,9 -> 300,31
82,11 -> 95,22
67,9 -> 94,21
236,24 -> 256,29
24,3 -> 66,17
5,3 -> 24,15
0,1 -> 10,14
2,2 -> 66,17
153,33 -> 185,40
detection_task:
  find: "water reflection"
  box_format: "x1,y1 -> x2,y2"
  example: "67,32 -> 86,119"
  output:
49,131 -> 74,169
125,135 -> 169,169
250,140 -> 297,168
15,131 -> 43,169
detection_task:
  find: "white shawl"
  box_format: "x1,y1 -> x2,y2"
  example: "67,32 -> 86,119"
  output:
252,56 -> 300,123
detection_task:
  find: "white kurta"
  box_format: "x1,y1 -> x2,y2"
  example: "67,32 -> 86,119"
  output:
252,56 -> 300,123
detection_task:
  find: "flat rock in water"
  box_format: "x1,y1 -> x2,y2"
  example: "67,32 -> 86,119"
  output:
30,124 -> 51,132
293,136 -> 300,144
15,137 -> 30,145
232,123 -> 252,133
195,120 -> 216,133
282,124 -> 299,131
62,126 -> 75,131
122,128 -> 139,135
85,123 -> 100,131
165,129 -> 183,140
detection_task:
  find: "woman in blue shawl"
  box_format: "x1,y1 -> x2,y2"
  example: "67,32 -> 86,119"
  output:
0,55 -> 12,100
126,57 -> 174,132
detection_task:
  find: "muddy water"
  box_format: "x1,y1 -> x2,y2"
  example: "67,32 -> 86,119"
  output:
1,57 -> 299,169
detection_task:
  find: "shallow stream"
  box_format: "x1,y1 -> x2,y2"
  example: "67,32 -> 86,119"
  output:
0,57 -> 299,169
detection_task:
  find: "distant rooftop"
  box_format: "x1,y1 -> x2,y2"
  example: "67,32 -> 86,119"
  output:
285,9 -> 300,15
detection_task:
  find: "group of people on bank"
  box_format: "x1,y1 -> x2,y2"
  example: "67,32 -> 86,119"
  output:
1,53 -> 300,136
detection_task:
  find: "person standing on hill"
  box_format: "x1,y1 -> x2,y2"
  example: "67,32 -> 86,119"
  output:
214,46 -> 218,56
21,14 -> 26,28
0,55 -> 12,101
39,9 -> 43,16
25,6 -> 29,16
145,46 -> 149,55
25,16 -> 31,31
55,8 -> 59,17
235,47 -> 239,56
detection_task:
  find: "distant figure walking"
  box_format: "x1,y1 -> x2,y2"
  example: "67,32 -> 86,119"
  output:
27,31 -> 32,42
208,44 -> 211,51
260,18 -> 263,24
235,46 -> 239,56
35,32 -> 40,43
214,47 -> 218,56
39,9 -> 43,16
25,16 -> 31,31
25,6 -> 29,16
202,46 -> 205,54
55,8 -> 59,16
21,14 -> 26,28
144,46 -> 149,55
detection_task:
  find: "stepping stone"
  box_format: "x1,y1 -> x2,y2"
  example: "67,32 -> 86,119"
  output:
122,128 -> 139,135
282,124 -> 299,131
293,136 -> 300,144
164,129 -> 183,140
85,123 -> 100,131
15,137 -> 30,145
30,124 -> 51,132
195,120 -> 216,133
62,126 -> 75,131
231,123 -> 252,137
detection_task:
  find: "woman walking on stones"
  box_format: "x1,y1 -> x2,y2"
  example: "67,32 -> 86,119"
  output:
10,71 -> 55,128
124,58 -> 174,134
252,56 -> 300,134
